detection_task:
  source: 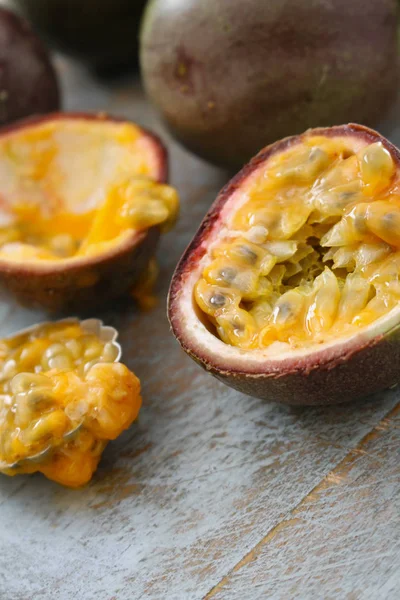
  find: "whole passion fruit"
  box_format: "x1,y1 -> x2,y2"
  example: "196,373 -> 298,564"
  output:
168,124 -> 400,405
0,112 -> 178,311
10,0 -> 147,72
0,6 -> 59,125
141,0 -> 399,169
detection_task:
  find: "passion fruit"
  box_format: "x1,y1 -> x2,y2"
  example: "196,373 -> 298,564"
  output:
141,0 -> 399,169
0,112 -> 178,311
0,6 -> 59,125
10,0 -> 147,72
168,124 -> 400,405
0,318 -> 142,487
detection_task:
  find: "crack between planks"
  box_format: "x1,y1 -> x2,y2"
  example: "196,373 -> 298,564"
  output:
203,401 -> 400,599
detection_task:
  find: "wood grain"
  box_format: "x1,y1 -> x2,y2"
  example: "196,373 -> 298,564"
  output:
0,57 -> 398,600
206,404 -> 400,599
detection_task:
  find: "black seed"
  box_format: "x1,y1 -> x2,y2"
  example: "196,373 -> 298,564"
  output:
382,212 -> 400,231
239,245 -> 258,264
27,392 -> 52,408
220,267 -> 237,283
354,215 -> 367,233
210,293 -> 226,308
340,191 -> 355,200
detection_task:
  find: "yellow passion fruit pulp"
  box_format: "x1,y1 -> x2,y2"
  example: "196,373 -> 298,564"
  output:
0,320 -> 141,487
195,134 -> 400,350
0,118 -> 177,262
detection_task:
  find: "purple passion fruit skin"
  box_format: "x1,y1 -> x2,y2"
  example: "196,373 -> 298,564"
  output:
168,124 -> 400,406
10,0 -> 148,71
141,0 -> 399,169
0,112 -> 172,312
0,7 -> 60,125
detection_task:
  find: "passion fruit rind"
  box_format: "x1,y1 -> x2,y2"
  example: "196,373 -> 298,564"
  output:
179,325 -> 400,406
0,226 -> 160,312
168,123 -> 400,405
0,112 -> 169,311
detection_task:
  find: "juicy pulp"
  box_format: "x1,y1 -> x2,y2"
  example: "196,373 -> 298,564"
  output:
0,118 -> 178,263
0,321 -> 141,487
194,135 -> 400,351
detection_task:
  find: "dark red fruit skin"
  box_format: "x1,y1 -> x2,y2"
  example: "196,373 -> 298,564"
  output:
141,0 -> 399,169
0,7 -> 60,125
202,329 -> 400,406
0,112 -> 167,313
168,124 -> 400,405
0,226 -> 160,314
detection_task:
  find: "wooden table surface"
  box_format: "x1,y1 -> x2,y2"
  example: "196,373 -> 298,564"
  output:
0,57 -> 399,600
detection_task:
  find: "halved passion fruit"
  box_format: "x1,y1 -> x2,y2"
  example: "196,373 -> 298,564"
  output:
168,124 -> 400,405
0,112 -> 178,311
0,318 -> 142,487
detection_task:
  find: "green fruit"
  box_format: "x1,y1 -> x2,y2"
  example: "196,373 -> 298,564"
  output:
9,0 -> 147,71
141,0 -> 399,169
0,6 -> 59,125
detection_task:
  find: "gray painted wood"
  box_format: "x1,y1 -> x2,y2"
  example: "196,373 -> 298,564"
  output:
0,56 -> 399,600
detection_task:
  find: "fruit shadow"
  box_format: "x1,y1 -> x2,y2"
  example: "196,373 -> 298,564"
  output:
276,384 -> 399,449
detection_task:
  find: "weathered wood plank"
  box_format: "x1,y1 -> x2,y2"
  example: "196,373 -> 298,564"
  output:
206,405 -> 400,600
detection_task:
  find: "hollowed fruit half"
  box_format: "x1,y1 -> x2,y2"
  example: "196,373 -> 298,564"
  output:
0,112 -> 178,311
0,319 -> 141,487
168,124 -> 400,405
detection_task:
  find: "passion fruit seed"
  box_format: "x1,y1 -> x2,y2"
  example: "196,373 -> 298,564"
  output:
0,321 -> 142,487
272,290 -> 305,326
204,258 -> 262,299
336,274 -> 371,324
0,177 -> 178,264
118,180 -> 179,233
364,202 -> 400,248
194,135 -> 400,349
216,308 -> 257,348
313,181 -> 362,218
219,266 -> 237,283
194,279 -> 240,317
0,115 -> 179,311
249,299 -> 273,328
236,245 -> 258,264
359,142 -> 395,195
26,410 -> 69,444
210,293 -> 227,308
270,146 -> 330,183
305,268 -> 340,335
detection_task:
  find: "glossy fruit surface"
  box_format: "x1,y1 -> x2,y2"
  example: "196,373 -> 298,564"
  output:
0,318 -> 142,487
0,112 -> 178,311
168,124 -> 400,405
141,0 -> 399,168
0,6 -> 59,125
